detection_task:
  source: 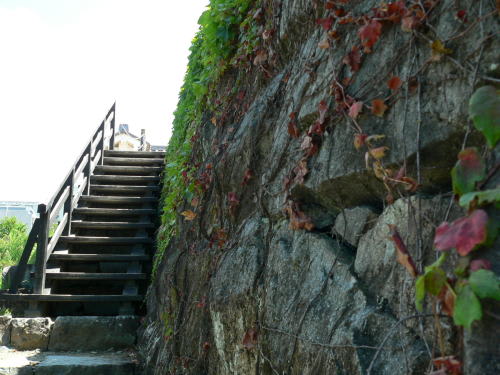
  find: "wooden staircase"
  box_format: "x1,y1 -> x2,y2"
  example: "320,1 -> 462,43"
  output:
0,105 -> 165,317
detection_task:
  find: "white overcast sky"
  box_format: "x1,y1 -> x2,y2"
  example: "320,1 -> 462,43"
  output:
0,0 -> 208,203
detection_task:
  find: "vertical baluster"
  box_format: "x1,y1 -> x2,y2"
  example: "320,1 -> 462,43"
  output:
84,142 -> 92,195
98,120 -> 105,165
110,103 -> 116,150
64,168 -> 75,235
34,204 -> 49,294
140,129 -> 146,151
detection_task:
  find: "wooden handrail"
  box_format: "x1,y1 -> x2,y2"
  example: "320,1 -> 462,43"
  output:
8,103 -> 116,295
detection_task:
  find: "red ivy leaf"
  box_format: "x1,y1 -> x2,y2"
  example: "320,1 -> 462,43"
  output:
196,296 -> 207,308
456,10 -> 467,22
253,49 -> 268,65
354,133 -> 368,150
325,1 -> 336,10
288,112 -> 299,138
386,1 -> 406,20
242,329 -> 258,350
318,38 -> 330,49
438,283 -> 456,317
292,159 -> 309,185
434,209 -> 488,256
433,356 -> 462,375
470,259 -> 492,272
228,192 -> 240,215
401,15 -> 418,32
228,192 -> 239,204
309,121 -> 325,136
399,176 -> 420,192
371,99 -> 388,117
451,147 -> 486,196
348,101 -> 363,119
288,120 -> 300,138
318,100 -> 328,124
300,135 -> 320,157
388,224 -> 419,278
241,169 -> 253,186
342,46 -> 361,72
285,200 -> 314,231
369,146 -> 389,160
316,17 -> 334,31
387,76 -> 402,90
358,19 -> 382,52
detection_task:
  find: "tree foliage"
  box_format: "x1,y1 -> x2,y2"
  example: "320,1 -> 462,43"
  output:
0,217 -> 28,268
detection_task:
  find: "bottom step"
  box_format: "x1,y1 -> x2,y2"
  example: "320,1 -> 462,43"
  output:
0,294 -> 143,302
0,348 -> 136,375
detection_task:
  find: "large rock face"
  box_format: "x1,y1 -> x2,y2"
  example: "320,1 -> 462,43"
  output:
139,0 -> 499,373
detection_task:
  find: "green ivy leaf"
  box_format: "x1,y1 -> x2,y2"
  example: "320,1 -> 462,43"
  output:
451,148 -> 486,196
453,284 -> 482,329
469,269 -> 500,300
459,188 -> 500,209
415,254 -> 447,311
469,86 -> 500,148
415,275 -> 426,312
425,267 -> 447,296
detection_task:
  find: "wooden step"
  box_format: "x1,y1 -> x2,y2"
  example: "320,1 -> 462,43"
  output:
71,221 -> 154,229
79,195 -> 157,204
51,252 -> 149,262
91,175 -> 160,183
0,293 -> 144,302
73,208 -> 156,216
45,271 -> 147,280
104,157 -> 165,166
90,184 -> 160,193
94,165 -> 163,174
59,236 -> 152,244
104,150 -> 166,158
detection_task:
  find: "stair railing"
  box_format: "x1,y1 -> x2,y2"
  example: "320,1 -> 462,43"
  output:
9,103 -> 116,294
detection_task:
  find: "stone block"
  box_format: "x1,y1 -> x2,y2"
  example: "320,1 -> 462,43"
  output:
0,315 -> 11,346
48,316 -> 139,351
34,353 -> 136,375
10,318 -> 53,351
333,206 -> 378,247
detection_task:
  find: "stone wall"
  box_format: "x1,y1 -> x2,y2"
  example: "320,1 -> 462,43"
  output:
139,1 -> 499,374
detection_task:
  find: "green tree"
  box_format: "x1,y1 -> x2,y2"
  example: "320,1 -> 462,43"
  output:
0,217 -> 28,268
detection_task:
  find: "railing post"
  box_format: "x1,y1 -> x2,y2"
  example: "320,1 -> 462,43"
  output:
64,168 -> 74,235
98,120 -> 105,165
34,204 -> 49,294
110,103 -> 116,150
140,129 -> 146,151
84,142 -> 92,195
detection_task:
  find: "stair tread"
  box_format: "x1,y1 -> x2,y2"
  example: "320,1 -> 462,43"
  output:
59,236 -> 152,243
0,293 -> 143,302
79,195 -> 157,202
104,150 -> 166,158
90,184 -> 160,192
45,272 -> 147,280
73,207 -> 156,215
94,165 -> 163,174
91,175 -> 160,181
51,252 -> 149,261
71,221 -> 154,229
104,156 -> 165,165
